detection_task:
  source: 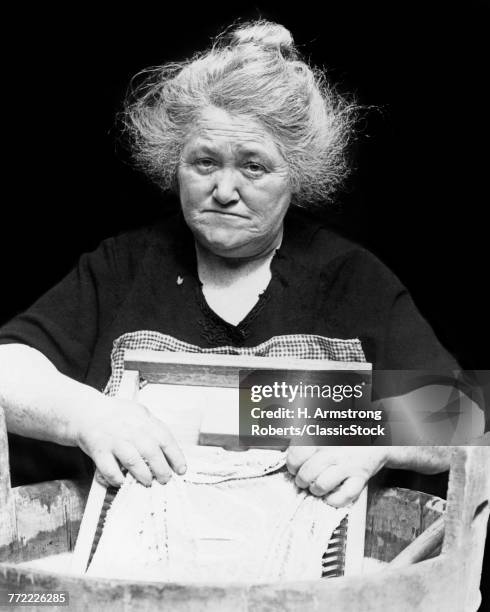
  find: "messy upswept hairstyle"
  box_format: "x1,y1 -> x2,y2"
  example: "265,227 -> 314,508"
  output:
123,20 -> 358,207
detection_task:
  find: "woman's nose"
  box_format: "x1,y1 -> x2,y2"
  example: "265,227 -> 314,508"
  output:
212,169 -> 240,206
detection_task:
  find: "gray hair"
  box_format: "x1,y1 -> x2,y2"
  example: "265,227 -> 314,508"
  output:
123,20 -> 358,207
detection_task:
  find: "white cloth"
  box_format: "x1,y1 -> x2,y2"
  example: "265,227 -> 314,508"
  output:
87,447 -> 348,583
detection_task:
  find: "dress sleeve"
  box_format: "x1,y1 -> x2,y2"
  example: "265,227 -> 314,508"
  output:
370,269 -> 476,401
379,288 -> 460,370
332,248 -> 458,371
333,248 -> 472,399
0,233 -> 142,383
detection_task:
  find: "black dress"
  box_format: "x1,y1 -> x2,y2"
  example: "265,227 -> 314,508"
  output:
0,207 -> 460,486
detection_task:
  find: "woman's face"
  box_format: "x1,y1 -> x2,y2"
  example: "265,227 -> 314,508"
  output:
178,107 -> 292,259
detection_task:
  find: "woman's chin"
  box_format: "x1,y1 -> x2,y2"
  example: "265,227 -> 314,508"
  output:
196,230 -> 254,258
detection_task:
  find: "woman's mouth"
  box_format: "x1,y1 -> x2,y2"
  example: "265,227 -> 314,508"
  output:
202,210 -> 248,219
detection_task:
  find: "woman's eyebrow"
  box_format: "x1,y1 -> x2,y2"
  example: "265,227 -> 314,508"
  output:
234,144 -> 273,160
186,142 -> 219,155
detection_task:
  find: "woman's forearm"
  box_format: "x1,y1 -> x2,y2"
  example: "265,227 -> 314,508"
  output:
0,343 -> 186,487
379,382 -> 486,473
385,446 -> 454,474
0,343 -> 105,446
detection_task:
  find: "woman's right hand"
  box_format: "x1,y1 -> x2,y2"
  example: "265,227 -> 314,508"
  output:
74,396 -> 187,488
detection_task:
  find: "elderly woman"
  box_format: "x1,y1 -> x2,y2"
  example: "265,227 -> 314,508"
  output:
0,21 -> 483,506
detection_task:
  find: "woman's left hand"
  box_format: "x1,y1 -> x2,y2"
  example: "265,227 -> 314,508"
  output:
286,446 -> 389,507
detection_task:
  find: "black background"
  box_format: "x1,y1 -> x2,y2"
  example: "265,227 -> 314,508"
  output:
2,1 -> 488,371
1,1 -> 488,606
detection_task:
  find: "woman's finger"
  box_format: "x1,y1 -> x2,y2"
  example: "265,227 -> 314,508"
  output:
286,446 -> 317,475
135,437 -> 173,485
113,440 -> 153,486
295,450 -> 337,488
91,452 -> 125,488
324,476 -> 366,507
308,465 -> 347,497
153,420 -> 187,475
94,469 -> 108,487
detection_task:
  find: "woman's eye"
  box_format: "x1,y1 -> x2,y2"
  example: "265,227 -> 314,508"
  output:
194,158 -> 216,172
243,162 -> 266,177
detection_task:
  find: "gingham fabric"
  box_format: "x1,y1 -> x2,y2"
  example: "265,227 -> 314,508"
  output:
105,331 -> 367,396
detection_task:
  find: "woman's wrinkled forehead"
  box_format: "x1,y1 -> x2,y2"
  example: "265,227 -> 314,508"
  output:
183,106 -> 285,161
